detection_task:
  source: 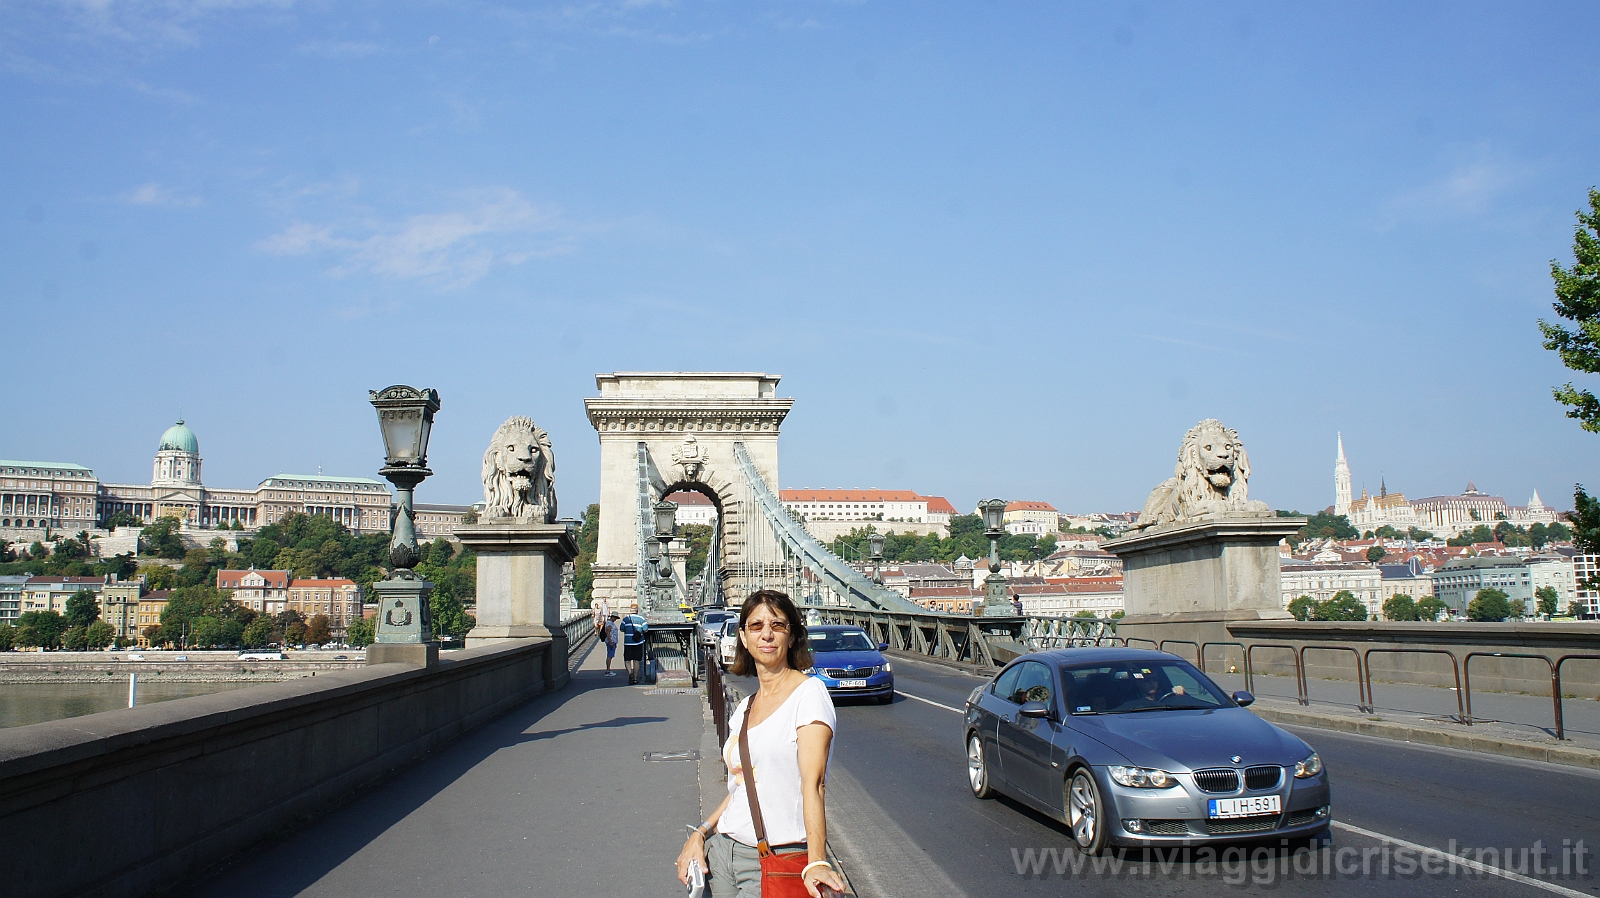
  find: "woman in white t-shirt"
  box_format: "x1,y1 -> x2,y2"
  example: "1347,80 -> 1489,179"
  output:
676,590 -> 847,898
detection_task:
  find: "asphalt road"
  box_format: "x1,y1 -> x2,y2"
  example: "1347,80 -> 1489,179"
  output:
821,654 -> 1600,898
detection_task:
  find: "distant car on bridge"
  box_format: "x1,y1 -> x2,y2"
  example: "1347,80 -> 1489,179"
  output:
697,609 -> 736,648
805,625 -> 893,704
717,619 -> 740,668
964,647 -> 1331,853
239,650 -> 287,661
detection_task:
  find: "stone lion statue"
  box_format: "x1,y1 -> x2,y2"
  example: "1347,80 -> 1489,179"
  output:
481,416 -> 557,523
1132,419 -> 1268,530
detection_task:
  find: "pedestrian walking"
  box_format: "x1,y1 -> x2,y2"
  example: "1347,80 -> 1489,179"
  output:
603,614 -> 621,677
592,600 -> 605,636
676,590 -> 847,898
620,603 -> 649,685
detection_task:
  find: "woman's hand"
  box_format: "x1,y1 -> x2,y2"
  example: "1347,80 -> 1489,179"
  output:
802,861 -> 848,897
675,830 -> 708,887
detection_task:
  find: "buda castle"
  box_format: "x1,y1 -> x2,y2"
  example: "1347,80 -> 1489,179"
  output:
1,419 -> 393,542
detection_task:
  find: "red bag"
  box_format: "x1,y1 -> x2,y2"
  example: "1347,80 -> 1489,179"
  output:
738,699 -> 814,898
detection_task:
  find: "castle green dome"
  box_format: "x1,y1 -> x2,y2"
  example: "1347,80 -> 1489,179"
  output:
159,418 -> 199,454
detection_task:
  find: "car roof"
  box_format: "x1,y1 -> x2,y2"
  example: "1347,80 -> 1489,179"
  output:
1020,647 -> 1192,667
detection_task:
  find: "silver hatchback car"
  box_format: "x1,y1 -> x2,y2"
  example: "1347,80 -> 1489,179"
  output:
964,647 -> 1331,852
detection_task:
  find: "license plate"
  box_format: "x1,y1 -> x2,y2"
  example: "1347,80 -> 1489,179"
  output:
1208,795 -> 1281,818
838,679 -> 868,688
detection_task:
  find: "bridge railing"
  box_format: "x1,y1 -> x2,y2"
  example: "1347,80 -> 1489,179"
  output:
813,608 -> 1121,668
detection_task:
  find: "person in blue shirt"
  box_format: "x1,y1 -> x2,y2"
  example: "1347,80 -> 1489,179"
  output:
619,602 -> 649,684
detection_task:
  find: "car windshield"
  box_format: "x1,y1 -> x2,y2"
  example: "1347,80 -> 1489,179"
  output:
1058,659 -> 1231,714
722,620 -> 739,636
809,630 -> 876,652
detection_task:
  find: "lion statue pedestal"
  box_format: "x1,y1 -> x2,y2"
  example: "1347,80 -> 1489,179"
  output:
455,416 -> 579,690
1104,420 -> 1306,647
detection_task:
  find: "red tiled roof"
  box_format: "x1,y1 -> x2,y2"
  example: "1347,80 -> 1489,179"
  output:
27,576 -> 105,584
921,496 -> 957,514
664,491 -> 714,506
289,579 -> 358,588
780,489 -> 922,502
1006,501 -> 1058,512
217,569 -> 290,588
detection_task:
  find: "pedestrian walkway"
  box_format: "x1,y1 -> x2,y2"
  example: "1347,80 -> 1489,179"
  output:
176,640 -> 706,898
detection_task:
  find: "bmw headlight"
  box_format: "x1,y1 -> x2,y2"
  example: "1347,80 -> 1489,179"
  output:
882,661 -> 892,672
1108,766 -> 1177,788
1294,752 -> 1323,779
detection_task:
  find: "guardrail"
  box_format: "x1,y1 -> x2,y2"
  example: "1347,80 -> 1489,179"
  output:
561,611 -> 599,660
814,608 -> 1048,668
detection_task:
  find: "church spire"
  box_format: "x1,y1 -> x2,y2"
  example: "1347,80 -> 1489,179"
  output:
1334,433 -> 1352,517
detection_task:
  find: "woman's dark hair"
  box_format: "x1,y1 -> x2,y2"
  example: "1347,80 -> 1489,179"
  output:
730,590 -> 812,676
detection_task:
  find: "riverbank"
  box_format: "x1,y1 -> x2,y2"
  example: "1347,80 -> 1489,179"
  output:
0,682 -> 256,729
0,650 -> 367,683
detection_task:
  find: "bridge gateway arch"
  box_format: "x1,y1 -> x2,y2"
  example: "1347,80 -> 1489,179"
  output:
583,371 -> 931,613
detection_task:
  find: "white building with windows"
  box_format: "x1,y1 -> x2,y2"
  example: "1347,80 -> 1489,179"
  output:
1280,562 -> 1384,619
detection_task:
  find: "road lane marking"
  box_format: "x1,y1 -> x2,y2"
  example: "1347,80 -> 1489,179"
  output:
895,690 -> 963,714
1332,821 -> 1590,898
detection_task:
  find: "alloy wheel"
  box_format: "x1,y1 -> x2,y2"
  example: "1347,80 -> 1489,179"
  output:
1067,770 -> 1103,852
967,735 -> 992,798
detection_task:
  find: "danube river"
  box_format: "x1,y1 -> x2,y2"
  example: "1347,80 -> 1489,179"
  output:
0,681 -> 257,729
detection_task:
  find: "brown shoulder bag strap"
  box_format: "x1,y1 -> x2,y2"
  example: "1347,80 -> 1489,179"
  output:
737,696 -> 773,857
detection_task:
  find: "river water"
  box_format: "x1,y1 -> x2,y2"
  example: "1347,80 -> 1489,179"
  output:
0,682 -> 257,729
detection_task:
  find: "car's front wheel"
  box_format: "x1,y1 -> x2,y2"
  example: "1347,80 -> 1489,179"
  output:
1066,769 -> 1107,854
967,734 -> 993,798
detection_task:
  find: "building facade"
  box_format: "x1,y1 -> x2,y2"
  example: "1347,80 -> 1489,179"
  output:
0,575 -> 26,624
1527,554 -> 1578,613
1004,501 -> 1059,535
662,491 -> 718,527
780,489 -> 931,523
20,575 -> 106,615
286,579 -> 363,638
100,579 -> 144,641
414,504 -> 476,540
217,569 -> 291,615
135,590 -> 171,646
1279,562 -> 1384,619
1430,556 -> 1534,615
2,418 -> 395,544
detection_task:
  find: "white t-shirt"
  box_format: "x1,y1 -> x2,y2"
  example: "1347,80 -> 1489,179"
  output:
718,676 -> 837,848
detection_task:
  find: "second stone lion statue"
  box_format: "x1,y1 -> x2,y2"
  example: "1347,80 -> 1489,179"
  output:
1133,418 -> 1268,530
481,416 -> 558,523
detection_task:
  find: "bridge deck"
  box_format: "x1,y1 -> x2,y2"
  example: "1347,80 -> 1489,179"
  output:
175,640 -> 702,898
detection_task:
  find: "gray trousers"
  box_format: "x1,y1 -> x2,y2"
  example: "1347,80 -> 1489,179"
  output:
706,834 -> 763,898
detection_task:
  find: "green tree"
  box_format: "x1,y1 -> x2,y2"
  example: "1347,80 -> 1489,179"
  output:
13,624 -> 41,649
1374,525 -> 1402,540
1539,188 -> 1600,430
1467,587 -> 1514,622
61,626 -> 87,651
1407,527 -> 1436,542
103,509 -> 143,530
140,516 -> 187,559
1366,546 -> 1387,563
345,616 -> 375,647
1448,525 -> 1496,547
1314,590 -> 1369,621
189,616 -> 223,648
1536,586 -> 1561,617
429,591 -> 475,641
1287,595 -> 1316,621
0,623 -> 13,651
680,523 -> 714,580
137,563 -> 177,591
242,616 -> 275,648
1384,593 -> 1418,621
1416,597 -> 1447,621
574,504 -> 599,606
426,537 -> 454,567
85,620 -> 115,649
63,588 -> 100,630
16,611 -> 65,649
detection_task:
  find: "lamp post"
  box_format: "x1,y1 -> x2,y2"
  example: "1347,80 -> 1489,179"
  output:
868,531 -> 886,586
367,385 -> 441,667
978,498 -> 1013,617
650,500 -> 684,622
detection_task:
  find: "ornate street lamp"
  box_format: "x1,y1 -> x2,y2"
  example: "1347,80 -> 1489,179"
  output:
867,531 -> 886,585
978,498 -> 1013,617
367,385 -> 440,667
650,500 -> 684,621
369,385 -> 441,575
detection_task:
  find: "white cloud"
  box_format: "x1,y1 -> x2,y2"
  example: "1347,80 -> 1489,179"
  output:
256,189 -> 576,289
1375,148 -> 1527,230
125,182 -> 202,206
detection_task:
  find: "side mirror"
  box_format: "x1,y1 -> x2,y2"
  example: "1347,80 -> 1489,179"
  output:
1019,700 -> 1052,719
878,642 -> 889,652
1232,691 -> 1255,707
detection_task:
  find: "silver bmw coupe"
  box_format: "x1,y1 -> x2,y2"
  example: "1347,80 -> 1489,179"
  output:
964,647 -> 1331,852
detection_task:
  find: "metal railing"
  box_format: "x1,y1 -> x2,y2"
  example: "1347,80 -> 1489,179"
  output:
1463,651 -> 1557,730
703,643 -> 738,748
814,607 -> 1040,668
1360,647 -> 1466,724
1299,645 -> 1372,714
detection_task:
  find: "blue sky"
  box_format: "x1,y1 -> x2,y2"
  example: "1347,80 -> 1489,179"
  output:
3,1 -> 1598,517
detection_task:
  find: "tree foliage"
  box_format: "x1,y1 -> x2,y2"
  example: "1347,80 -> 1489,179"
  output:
1415,597 -> 1447,622
1289,591 -> 1368,621
1540,188 -> 1600,431
16,611 -> 65,649
827,516 -> 1056,565
414,537 -> 477,640
141,516 -> 187,559
1366,546 -> 1387,563
345,616 -> 375,647
1287,595 -> 1316,621
574,504 -> 599,607
1467,587 -> 1515,622
1536,586 -> 1562,617
63,589 -> 100,630
1384,593 -> 1418,621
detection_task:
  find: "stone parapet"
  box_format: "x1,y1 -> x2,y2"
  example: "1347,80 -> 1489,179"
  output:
0,638 -> 554,898
1105,516 -> 1303,620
